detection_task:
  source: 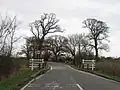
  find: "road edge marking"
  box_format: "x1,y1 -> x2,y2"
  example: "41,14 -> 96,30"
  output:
20,66 -> 52,90
20,79 -> 34,90
67,65 -> 120,84
36,65 -> 52,80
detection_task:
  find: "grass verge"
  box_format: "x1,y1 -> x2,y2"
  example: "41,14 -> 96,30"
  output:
0,65 -> 50,90
69,64 -> 120,83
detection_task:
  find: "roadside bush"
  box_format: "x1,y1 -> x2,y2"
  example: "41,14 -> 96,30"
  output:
0,56 -> 15,80
96,60 -> 120,77
0,57 -> 28,81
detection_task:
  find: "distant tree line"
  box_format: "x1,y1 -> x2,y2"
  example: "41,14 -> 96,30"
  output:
21,13 -> 110,66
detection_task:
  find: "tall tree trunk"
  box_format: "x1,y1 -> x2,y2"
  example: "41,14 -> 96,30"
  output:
7,40 -> 13,57
72,47 -> 76,65
72,51 -> 76,65
78,44 -> 82,64
94,39 -> 98,61
55,56 -> 57,61
55,55 -> 58,62
33,48 -> 36,58
73,55 -> 75,65
38,36 -> 45,51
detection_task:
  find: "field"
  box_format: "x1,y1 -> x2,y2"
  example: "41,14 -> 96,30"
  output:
96,60 -> 120,77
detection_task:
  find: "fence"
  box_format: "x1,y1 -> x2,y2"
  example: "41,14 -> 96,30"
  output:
82,59 -> 95,71
29,59 -> 44,71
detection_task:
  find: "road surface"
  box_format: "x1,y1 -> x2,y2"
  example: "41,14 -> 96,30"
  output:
24,62 -> 120,90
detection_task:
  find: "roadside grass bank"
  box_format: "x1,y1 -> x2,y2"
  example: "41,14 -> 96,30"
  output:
0,64 -> 50,90
69,64 -> 120,83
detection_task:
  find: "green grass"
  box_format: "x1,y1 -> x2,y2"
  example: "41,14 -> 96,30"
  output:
0,68 -> 36,90
0,64 -> 50,90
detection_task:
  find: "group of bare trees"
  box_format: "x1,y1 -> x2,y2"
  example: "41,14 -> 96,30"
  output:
0,12 -> 110,80
29,13 -> 63,51
21,13 -> 64,61
0,15 -> 21,79
21,13 -> 109,65
46,35 -> 67,61
64,34 -> 92,64
0,15 -> 21,57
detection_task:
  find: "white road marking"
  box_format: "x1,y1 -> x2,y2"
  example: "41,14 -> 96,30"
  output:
70,76 -> 84,90
44,81 -> 59,90
28,84 -> 41,87
36,65 -> 52,80
67,65 -> 120,84
20,66 -> 52,90
21,79 -> 34,90
35,74 -> 44,80
52,66 -> 66,70
70,76 -> 76,84
76,84 -> 84,90
52,85 -> 58,90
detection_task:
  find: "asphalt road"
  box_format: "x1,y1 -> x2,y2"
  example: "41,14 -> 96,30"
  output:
24,62 -> 120,90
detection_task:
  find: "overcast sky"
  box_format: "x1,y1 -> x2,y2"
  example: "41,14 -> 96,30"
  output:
0,0 -> 120,57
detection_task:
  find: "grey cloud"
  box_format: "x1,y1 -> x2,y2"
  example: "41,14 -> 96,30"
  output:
90,0 -> 120,4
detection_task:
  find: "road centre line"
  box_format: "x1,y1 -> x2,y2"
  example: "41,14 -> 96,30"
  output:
70,76 -> 84,90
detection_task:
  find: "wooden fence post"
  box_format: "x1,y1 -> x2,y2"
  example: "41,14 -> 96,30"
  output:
92,60 -> 95,71
82,59 -> 84,69
31,59 -> 34,71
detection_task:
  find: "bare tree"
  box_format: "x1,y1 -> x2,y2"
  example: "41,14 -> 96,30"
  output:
65,34 -> 78,64
21,37 -> 33,60
46,35 -> 67,61
75,34 -> 85,60
7,16 -> 21,57
83,18 -> 109,61
23,36 -> 39,59
0,15 -> 20,56
66,34 -> 89,64
40,40 -> 52,61
29,13 -> 63,52
73,33 -> 88,64
0,15 -> 21,77
0,15 -> 11,54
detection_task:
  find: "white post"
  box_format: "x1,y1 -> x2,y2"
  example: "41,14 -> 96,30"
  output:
92,60 -> 94,71
82,59 -> 84,64
82,59 -> 85,69
31,59 -> 34,71
92,64 -> 94,71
